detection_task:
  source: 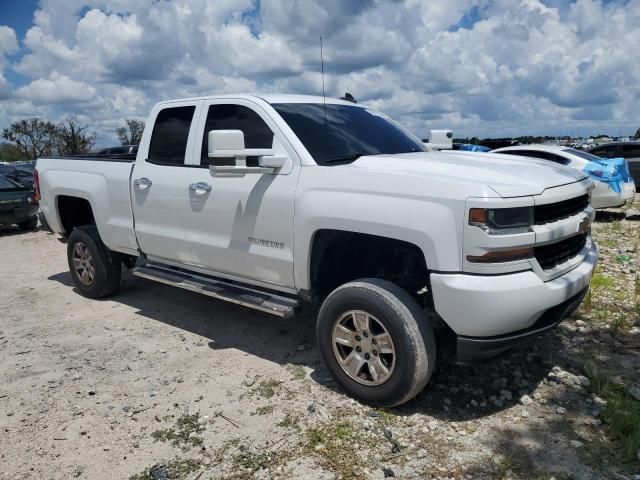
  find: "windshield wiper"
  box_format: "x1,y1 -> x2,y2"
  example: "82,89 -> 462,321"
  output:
323,153 -> 365,164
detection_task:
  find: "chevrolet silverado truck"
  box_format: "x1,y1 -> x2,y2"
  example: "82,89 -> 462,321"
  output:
36,94 -> 597,406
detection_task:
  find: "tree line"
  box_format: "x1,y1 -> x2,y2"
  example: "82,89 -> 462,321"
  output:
0,118 -> 145,162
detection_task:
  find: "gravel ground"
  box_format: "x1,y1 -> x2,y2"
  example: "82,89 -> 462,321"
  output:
1,200 -> 639,480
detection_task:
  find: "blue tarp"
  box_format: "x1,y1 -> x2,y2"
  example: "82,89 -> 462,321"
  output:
458,144 -> 491,152
583,159 -> 624,194
604,157 -> 633,183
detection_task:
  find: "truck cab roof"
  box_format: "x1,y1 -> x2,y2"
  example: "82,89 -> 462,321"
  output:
156,93 -> 362,107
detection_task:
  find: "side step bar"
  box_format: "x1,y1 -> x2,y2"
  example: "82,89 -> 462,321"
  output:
130,262 -> 301,318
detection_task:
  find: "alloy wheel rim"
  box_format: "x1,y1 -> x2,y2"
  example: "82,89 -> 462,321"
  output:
331,310 -> 396,386
72,242 -> 95,286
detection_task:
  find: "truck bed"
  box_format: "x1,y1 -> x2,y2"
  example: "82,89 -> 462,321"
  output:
36,155 -> 139,256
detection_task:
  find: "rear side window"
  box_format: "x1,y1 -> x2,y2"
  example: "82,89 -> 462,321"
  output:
201,104 -> 274,166
148,106 -> 196,165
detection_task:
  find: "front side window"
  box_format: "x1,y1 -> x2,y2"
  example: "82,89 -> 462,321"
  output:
271,103 -> 425,165
148,106 -> 196,165
201,104 -> 274,166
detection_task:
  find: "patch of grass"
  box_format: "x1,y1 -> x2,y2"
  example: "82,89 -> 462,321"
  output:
252,379 -> 282,398
303,421 -> 364,479
277,413 -> 300,430
129,458 -> 201,480
232,449 -> 272,472
495,453 -> 513,479
590,273 -> 614,290
286,364 -> 307,380
373,408 -> 396,423
583,361 -> 640,460
306,427 -> 325,447
252,405 -> 274,416
610,313 -> 631,335
151,414 -> 205,450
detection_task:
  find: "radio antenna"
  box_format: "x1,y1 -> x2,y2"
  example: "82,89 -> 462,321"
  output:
320,36 -> 327,125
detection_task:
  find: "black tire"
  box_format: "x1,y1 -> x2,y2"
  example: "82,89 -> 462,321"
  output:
17,216 -> 38,231
317,279 -> 436,407
67,225 -> 121,298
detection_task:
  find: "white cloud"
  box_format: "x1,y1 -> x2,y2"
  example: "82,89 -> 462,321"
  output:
16,71 -> 97,103
0,26 -> 19,97
0,0 -> 639,144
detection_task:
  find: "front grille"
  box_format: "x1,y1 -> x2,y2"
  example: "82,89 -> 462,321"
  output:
534,194 -> 589,225
534,233 -> 587,270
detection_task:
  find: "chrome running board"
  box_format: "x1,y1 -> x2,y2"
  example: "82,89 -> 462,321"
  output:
131,262 -> 300,318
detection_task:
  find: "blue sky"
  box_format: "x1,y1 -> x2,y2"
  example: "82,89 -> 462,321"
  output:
0,0 -> 638,145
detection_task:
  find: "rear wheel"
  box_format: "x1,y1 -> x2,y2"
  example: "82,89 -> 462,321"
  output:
317,279 -> 436,407
17,216 -> 38,231
67,225 -> 121,298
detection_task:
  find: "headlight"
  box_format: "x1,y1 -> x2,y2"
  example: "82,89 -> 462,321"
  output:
468,206 -> 533,235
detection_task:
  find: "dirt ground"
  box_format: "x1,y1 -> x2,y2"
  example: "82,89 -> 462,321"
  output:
1,202 -> 639,480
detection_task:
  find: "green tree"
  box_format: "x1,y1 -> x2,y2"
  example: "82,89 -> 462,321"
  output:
55,118 -> 96,155
116,119 -> 145,145
2,118 -> 58,159
0,143 -> 29,162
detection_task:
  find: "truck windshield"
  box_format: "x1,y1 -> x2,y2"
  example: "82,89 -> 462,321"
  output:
272,103 -> 426,165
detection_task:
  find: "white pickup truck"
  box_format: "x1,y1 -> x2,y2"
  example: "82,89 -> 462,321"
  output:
36,94 -> 597,406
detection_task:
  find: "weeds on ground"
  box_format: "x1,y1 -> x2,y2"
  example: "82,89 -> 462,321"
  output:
277,413 -> 301,430
303,420 -> 377,479
286,364 -> 307,380
252,405 -> 274,416
129,458 -> 201,480
252,379 -> 283,398
151,414 -> 205,450
590,273 -> 614,290
583,360 -> 640,461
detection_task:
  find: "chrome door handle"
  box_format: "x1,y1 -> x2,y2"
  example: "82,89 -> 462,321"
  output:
189,182 -> 212,193
134,177 -> 152,189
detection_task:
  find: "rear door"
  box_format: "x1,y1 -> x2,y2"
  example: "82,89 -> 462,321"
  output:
131,101 -> 202,264
184,99 -> 300,289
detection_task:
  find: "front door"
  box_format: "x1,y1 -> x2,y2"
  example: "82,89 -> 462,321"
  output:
131,101 -> 202,264
185,99 -> 299,289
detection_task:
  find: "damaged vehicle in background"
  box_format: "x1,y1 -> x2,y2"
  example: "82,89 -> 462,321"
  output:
492,145 -> 634,208
36,94 -> 597,406
0,175 -> 39,230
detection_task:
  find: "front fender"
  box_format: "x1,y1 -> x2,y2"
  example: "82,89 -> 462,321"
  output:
293,188 -> 464,291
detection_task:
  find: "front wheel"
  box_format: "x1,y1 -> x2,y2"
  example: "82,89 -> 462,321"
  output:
317,279 -> 436,407
67,225 -> 121,298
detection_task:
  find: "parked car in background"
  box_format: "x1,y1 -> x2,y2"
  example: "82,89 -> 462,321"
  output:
492,145 -> 634,208
0,175 -> 39,230
0,164 -> 35,189
587,142 -> 640,188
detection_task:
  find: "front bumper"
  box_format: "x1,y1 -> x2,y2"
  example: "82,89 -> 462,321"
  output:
455,286 -> 588,363
430,241 -> 597,360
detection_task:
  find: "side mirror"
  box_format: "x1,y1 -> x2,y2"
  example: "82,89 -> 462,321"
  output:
208,130 -> 248,158
208,130 -> 285,177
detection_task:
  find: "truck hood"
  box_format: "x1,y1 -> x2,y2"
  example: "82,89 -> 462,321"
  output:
348,151 -> 587,197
